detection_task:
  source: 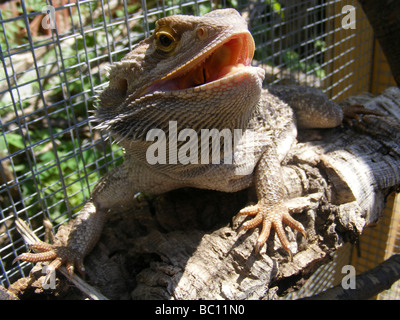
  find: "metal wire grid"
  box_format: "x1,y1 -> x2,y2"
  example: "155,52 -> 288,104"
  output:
0,0 -> 217,288
358,194 -> 400,300
0,0 -> 386,294
251,0 -> 328,85
0,0 -> 121,286
283,243 -> 354,300
285,194 -> 400,300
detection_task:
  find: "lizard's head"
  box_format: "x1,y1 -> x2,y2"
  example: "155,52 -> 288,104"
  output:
98,9 -> 265,140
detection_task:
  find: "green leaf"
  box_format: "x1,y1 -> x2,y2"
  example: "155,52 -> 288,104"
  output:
4,133 -> 25,149
268,0 -> 285,20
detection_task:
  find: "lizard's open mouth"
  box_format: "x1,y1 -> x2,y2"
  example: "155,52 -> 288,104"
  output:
145,32 -> 255,94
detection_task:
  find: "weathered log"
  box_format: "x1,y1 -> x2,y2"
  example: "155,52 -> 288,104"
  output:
82,87 -> 400,299
10,87 -> 400,300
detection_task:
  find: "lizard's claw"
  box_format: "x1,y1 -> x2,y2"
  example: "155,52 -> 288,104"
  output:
13,241 -> 83,277
235,201 -> 306,256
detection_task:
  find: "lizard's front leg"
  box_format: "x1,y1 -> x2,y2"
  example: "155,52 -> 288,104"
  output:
236,145 -> 306,256
14,165 -> 136,276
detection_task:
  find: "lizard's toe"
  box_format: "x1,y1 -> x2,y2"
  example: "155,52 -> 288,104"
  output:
13,241 -> 83,277
342,103 -> 383,125
235,201 -> 306,256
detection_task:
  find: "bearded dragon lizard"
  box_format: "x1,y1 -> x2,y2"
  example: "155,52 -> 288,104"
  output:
15,9 -> 350,276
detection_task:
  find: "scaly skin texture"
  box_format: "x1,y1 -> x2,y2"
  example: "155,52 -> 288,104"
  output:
15,9 -> 344,276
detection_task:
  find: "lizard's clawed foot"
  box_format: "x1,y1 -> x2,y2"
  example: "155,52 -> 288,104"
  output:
235,201 -> 306,257
342,103 -> 383,124
13,241 -> 83,277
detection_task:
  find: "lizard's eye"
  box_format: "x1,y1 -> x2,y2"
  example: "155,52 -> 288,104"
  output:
159,34 -> 173,47
155,30 -> 176,53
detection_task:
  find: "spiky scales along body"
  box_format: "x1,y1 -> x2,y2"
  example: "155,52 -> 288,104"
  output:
16,9 -> 344,275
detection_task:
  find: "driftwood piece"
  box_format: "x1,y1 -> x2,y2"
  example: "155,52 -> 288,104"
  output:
80,87 -> 400,300
11,87 -> 400,300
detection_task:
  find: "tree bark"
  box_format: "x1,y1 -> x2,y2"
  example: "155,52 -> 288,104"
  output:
82,87 -> 400,300
11,88 -> 400,300
358,0 -> 400,86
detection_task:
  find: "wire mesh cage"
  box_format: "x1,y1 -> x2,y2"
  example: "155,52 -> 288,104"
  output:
0,0 -> 398,298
